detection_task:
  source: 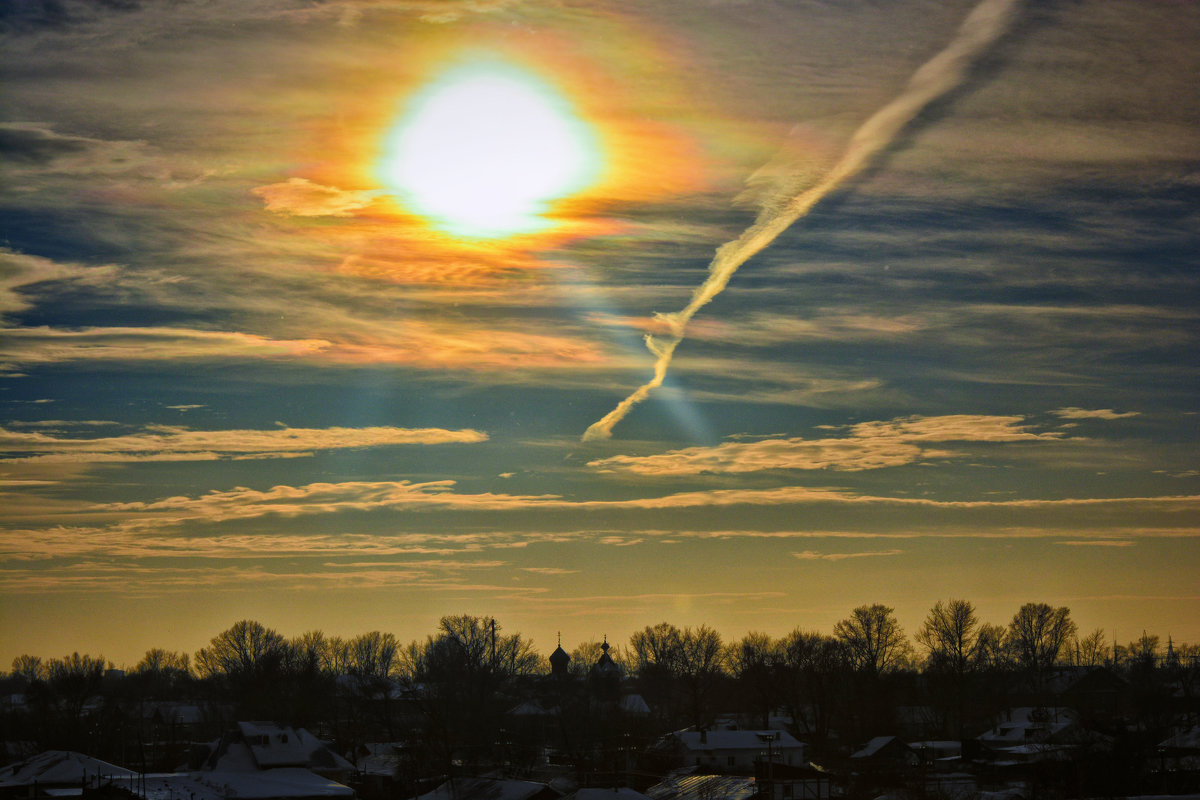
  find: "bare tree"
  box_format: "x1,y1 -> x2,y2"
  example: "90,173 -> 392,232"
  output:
834,604 -> 912,676
1121,631 -> 1161,671
400,615 -> 540,779
47,652 -> 108,740
194,619 -> 287,678
631,622 -> 684,674
677,625 -> 726,728
973,623 -> 1009,670
348,631 -> 400,681
775,629 -> 844,748
1070,628 -> 1108,668
630,622 -> 685,721
917,599 -> 980,675
10,654 -> 46,683
134,648 -> 191,675
1007,603 -> 1076,678
288,631 -> 333,675
916,599 -> 983,737
628,623 -> 727,726
728,631 -> 781,729
194,619 -> 290,720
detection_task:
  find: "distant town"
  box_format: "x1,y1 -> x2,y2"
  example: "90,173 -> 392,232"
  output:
3,602 -> 1198,800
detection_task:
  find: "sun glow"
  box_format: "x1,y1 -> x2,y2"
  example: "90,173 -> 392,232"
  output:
381,61 -> 601,238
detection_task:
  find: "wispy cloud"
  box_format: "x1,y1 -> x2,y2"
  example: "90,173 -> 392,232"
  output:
588,414 -> 1055,476
0,122 -> 208,190
589,436 -> 922,475
0,326 -> 332,372
0,248 -> 118,319
0,320 -> 610,372
8,477 -> 1196,535
6,523 -> 1190,565
0,424 -> 487,464
252,178 -> 382,217
792,549 -> 904,561
0,560 -> 544,595
848,414 -> 1061,443
637,526 -> 1200,542
1053,407 -> 1140,420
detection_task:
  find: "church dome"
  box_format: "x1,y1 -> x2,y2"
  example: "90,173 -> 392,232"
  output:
549,635 -> 570,676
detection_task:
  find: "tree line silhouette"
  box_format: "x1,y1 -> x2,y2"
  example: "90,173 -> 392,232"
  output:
3,601 -> 1197,794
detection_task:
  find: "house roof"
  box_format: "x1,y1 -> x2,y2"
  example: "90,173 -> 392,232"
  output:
416,777 -> 561,800
646,774 -> 756,800
851,736 -> 911,759
978,708 -> 1077,747
1159,725 -> 1200,751
619,694 -> 650,715
508,700 -> 552,716
229,722 -> 354,772
677,729 -> 803,752
196,768 -> 354,799
144,702 -> 204,725
0,751 -> 136,788
571,790 -> 652,800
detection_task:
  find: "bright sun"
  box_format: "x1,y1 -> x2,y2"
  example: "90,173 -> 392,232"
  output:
381,61 -> 600,238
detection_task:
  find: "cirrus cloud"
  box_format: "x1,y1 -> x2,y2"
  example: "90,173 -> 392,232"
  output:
792,548 -> 904,561
587,414 -> 1057,476
252,178 -> 382,217
1053,407 -> 1140,420
0,423 -> 488,464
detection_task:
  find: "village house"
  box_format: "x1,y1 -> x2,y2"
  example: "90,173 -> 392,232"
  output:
670,729 -> 805,773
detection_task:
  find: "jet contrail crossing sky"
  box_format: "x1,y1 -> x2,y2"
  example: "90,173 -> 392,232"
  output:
583,0 -> 1024,441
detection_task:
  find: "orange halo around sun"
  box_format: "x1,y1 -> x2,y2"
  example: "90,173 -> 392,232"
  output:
371,45 -> 709,246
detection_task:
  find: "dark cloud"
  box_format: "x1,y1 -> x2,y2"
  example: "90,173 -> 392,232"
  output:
0,0 -> 141,34
0,125 -> 88,165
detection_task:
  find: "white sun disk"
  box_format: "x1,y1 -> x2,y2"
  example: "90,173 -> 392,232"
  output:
382,65 -> 598,237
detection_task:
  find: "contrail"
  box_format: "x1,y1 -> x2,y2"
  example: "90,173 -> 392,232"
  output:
583,0 -> 1022,442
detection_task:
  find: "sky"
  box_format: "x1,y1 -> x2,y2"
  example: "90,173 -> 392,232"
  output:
1,0 -> 1198,669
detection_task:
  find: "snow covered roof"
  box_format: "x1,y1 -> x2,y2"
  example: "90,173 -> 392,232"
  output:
646,774 -> 756,800
198,768 -> 355,798
677,729 -> 803,752
571,789 -> 653,800
1160,725 -> 1200,751
508,700 -> 552,716
139,769 -> 354,800
909,741 -> 962,759
978,708 -> 1077,746
227,722 -> 354,772
0,751 -> 136,788
851,736 -> 910,759
144,702 -> 203,725
619,694 -> 650,715
415,777 -> 561,800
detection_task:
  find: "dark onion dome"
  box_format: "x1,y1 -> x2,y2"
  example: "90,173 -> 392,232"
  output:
549,643 -> 570,673
592,637 -> 620,675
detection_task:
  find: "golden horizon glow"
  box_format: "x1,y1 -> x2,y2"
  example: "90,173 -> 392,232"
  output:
380,60 -> 601,239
